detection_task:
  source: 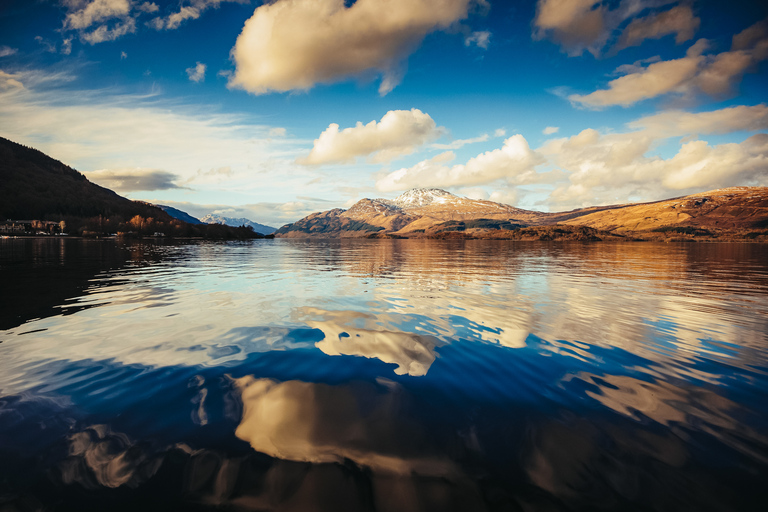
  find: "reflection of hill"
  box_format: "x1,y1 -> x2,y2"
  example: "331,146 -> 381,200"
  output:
0,238 -> 132,330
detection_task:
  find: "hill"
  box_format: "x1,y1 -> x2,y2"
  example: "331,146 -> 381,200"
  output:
0,136 -> 172,229
276,187 -> 768,241
0,137 -> 260,239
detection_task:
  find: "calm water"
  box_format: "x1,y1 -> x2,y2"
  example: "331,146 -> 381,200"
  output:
1,238 -> 767,511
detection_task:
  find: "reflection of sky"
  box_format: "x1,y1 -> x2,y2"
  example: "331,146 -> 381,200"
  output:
3,238 -> 768,509
1,239 -> 768,390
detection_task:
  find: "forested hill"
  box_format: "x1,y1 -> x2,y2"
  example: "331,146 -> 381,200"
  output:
0,136 -> 168,222
0,137 -> 260,238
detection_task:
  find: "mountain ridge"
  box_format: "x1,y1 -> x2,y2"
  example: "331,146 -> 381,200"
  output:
276,187 -> 768,241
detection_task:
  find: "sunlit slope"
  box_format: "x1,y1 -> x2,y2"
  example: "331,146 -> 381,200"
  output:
560,187 -> 768,233
276,187 -> 768,238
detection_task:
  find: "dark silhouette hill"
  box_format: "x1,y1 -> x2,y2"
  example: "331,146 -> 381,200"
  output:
0,137 -> 259,239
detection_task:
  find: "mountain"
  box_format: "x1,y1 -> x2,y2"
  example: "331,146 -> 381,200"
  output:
275,187 -> 768,241
200,214 -> 277,235
156,205 -> 203,225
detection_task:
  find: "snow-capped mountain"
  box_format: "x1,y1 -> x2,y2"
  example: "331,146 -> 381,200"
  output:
391,188 -> 456,208
200,214 -> 276,235
275,187 -> 768,239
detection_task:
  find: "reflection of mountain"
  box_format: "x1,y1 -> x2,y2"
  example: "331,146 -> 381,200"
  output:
276,187 -> 768,239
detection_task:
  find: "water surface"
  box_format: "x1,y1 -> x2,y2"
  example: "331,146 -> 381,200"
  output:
1,238 -> 767,511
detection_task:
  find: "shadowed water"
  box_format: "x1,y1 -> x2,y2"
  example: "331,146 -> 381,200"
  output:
1,238 -> 767,511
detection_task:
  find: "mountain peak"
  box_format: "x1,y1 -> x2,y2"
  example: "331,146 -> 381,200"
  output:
393,188 -> 455,207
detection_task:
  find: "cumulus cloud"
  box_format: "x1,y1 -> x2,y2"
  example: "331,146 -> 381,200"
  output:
569,22 -> 768,108
614,5 -> 699,52
540,116 -> 768,209
543,126 -> 559,135
494,128 -> 506,137
376,135 -> 547,192
186,62 -> 206,82
533,0 -> 698,57
229,0 -> 482,96
299,109 -> 443,165
87,168 -> 183,191
0,46 -> 18,58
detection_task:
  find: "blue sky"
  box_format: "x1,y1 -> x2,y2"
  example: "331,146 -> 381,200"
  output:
1,0 -> 767,227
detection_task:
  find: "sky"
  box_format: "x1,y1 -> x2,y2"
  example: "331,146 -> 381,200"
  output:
0,0 -> 767,228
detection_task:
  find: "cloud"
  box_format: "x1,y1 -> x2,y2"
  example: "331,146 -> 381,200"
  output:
431,134 -> 489,150
494,128 -> 506,137
81,17 -> 137,44
629,104 -> 768,137
542,124 -> 768,208
614,5 -> 700,52
86,168 -> 183,191
465,30 -> 491,49
229,0 -> 481,96
149,0 -> 247,30
299,109 -> 443,165
533,0 -> 699,57
186,62 -> 206,82
120,50 -> 127,59
63,0 -> 132,30
0,67 -> 314,217
268,127 -> 287,137
569,22 -> 768,108
0,46 -> 18,58
61,38 -> 73,55
0,70 -> 24,90
543,126 -> 559,135
376,135 -> 547,192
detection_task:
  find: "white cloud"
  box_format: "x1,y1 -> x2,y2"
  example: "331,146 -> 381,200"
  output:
137,2 -> 158,13
431,134 -> 489,150
534,0 -> 700,57
541,120 -> 768,208
494,128 -> 506,137
465,30 -> 491,49
61,38 -> 73,55
543,126 -> 559,135
376,135 -> 547,192
0,46 -> 18,58
268,127 -> 287,137
569,22 -> 768,108
120,50 -> 127,59
229,0 -> 481,96
629,104 -> 768,137
81,17 -> 136,44
186,62 -> 206,82
63,0 -> 132,30
299,109 -> 443,165
614,5 -> 699,52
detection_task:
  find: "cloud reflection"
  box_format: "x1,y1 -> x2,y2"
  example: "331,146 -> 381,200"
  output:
300,307 -> 443,376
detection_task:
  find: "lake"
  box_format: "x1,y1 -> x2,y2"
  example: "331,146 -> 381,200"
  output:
1,238 -> 767,511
